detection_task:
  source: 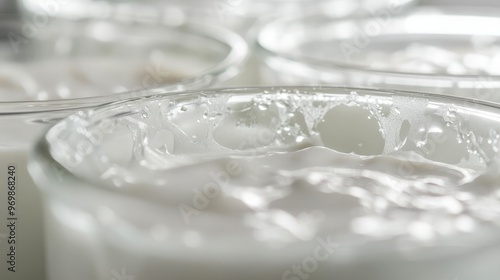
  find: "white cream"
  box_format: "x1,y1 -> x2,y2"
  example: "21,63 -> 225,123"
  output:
33,88 -> 500,280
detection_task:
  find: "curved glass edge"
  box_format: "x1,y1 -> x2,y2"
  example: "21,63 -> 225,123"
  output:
255,6 -> 500,81
28,85 -> 500,197
0,19 -> 248,112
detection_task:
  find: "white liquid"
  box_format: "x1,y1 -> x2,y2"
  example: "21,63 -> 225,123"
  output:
36,89 -> 500,280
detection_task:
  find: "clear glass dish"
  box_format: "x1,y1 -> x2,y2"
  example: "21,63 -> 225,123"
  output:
0,16 -> 247,101
257,7 -> 500,101
30,86 -> 500,280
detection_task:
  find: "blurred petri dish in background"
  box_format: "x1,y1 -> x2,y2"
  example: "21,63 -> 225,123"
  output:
257,7 -> 500,101
30,86 -> 500,280
0,16 -> 247,101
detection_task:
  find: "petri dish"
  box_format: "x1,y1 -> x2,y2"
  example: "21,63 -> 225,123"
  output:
257,7 -> 500,100
18,0 -> 416,87
30,86 -> 500,280
0,16 -> 247,101
0,16 -> 246,280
